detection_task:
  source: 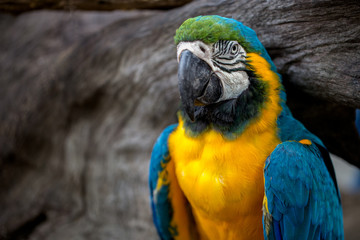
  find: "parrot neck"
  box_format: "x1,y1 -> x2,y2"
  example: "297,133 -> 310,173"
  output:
180,53 -> 283,139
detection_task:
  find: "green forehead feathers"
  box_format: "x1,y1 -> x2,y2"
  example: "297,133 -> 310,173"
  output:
174,15 -> 254,52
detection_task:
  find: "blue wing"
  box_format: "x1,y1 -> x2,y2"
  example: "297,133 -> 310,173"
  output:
263,140 -> 344,240
149,124 -> 177,239
149,124 -> 197,240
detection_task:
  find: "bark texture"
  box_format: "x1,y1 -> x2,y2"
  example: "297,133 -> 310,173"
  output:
0,0 -> 193,13
0,0 -> 359,239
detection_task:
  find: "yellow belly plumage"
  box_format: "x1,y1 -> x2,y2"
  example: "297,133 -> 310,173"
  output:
168,116 -> 280,240
168,53 -> 283,240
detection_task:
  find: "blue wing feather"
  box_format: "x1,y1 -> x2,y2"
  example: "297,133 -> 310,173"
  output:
263,141 -> 344,240
149,124 -> 178,240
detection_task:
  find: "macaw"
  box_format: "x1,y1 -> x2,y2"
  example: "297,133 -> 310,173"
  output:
149,15 -> 343,240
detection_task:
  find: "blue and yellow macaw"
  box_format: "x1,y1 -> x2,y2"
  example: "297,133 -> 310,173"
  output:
149,15 -> 343,240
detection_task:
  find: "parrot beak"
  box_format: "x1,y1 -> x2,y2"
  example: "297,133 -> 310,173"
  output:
178,50 -> 222,121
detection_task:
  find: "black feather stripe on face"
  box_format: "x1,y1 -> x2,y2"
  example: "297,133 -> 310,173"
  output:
211,61 -> 247,73
211,40 -> 247,74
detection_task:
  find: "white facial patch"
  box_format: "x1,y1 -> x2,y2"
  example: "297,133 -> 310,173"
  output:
177,41 -> 213,65
216,70 -> 249,101
177,41 -> 250,102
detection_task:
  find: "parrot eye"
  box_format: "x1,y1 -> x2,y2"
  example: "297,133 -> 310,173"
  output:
231,44 -> 239,55
212,40 -> 243,59
211,40 -> 247,73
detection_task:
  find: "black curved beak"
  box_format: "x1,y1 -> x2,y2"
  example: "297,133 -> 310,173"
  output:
178,50 -> 222,121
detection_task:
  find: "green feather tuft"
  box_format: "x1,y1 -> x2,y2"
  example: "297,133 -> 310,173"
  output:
174,15 -> 255,53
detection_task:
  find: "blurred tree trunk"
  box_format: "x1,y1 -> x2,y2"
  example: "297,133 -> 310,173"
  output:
0,0 -> 193,13
0,0 -> 359,239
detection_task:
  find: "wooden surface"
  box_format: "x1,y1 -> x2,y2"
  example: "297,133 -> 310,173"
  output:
0,0 -> 359,239
0,0 -> 193,13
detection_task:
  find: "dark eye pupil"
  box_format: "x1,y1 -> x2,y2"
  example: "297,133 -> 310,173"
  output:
232,45 -> 237,52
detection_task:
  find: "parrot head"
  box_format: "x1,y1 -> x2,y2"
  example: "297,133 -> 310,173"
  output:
174,15 -> 283,137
